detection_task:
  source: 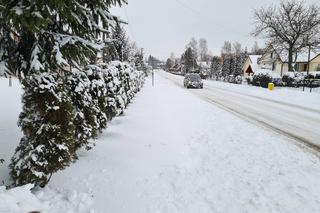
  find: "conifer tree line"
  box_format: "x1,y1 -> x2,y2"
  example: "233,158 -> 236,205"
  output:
0,0 -> 146,187
165,38 -> 250,83
211,41 -> 248,82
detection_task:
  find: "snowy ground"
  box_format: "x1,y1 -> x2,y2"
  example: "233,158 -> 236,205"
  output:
160,71 -> 320,148
2,75 -> 320,212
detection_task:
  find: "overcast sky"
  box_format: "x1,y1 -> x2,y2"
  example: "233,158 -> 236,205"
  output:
111,0 -> 319,60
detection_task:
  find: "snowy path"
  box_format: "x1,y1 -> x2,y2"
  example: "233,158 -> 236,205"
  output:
2,76 -> 320,212
159,71 -> 320,150
49,74 -> 320,212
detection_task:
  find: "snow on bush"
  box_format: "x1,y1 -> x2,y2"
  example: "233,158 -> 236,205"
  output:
85,65 -> 108,132
250,69 -> 285,87
282,71 -> 320,87
252,70 -> 273,88
106,61 -> 145,116
66,70 -> 98,150
10,73 -> 77,187
0,184 -> 93,213
10,62 -> 145,188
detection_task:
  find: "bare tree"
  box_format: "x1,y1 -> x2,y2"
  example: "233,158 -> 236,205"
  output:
251,41 -> 263,55
199,38 -> 208,61
232,42 -> 242,55
186,37 -> 199,61
221,41 -> 232,55
253,0 -> 320,71
170,52 -> 176,62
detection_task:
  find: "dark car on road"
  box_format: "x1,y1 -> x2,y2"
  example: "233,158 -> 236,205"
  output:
183,73 -> 203,89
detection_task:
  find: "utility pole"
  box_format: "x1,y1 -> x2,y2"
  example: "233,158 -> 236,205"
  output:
151,56 -> 155,87
9,75 -> 12,87
307,44 -> 311,76
152,69 -> 154,87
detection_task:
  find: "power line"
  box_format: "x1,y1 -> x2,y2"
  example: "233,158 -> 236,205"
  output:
174,0 -> 204,17
172,0 -> 248,38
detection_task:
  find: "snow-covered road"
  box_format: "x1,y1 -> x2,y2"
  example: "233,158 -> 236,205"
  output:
159,71 -> 320,151
2,75 -> 320,212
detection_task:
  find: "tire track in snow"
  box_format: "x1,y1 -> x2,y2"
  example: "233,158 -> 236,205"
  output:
158,71 -> 320,155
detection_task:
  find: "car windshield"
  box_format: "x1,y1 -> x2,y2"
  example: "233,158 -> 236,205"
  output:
187,74 -> 201,81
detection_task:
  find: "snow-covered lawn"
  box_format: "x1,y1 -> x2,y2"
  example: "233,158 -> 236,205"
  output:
2,75 -> 320,212
203,79 -> 320,111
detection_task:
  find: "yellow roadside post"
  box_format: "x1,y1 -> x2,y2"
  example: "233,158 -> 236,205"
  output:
268,82 -> 274,91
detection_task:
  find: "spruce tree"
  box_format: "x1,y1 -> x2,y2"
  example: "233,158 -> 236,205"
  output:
165,58 -> 174,70
1,0 -> 126,187
221,54 -> 232,79
0,0 -> 126,77
103,23 -> 130,62
210,56 -> 222,79
182,47 -> 197,73
134,48 -> 147,74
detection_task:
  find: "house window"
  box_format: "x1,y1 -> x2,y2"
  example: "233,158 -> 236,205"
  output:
303,64 -> 308,71
270,52 -> 273,58
317,64 -> 320,71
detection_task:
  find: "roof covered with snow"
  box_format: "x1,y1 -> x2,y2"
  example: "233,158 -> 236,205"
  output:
279,49 -> 319,63
270,46 -> 320,63
248,55 -> 262,72
249,55 -> 262,65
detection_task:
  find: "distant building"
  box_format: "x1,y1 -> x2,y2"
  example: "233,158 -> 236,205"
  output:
243,45 -> 320,77
242,55 -> 262,77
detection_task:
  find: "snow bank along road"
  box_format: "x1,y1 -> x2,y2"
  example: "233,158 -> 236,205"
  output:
2,76 -> 320,212
159,71 -> 320,152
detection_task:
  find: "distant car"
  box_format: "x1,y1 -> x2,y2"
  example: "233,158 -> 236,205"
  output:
183,73 -> 203,89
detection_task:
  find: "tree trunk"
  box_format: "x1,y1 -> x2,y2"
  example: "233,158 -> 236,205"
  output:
288,45 -> 294,71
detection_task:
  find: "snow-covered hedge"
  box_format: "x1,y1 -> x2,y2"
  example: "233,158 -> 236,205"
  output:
10,61 -> 145,187
282,71 -> 320,87
248,69 -> 284,88
11,73 -> 77,187
251,70 -> 273,88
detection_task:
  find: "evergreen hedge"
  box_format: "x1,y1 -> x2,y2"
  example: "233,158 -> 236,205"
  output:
10,62 -> 145,187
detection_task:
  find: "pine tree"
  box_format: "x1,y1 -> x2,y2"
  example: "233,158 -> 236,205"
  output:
165,58 -> 174,70
181,47 -> 197,73
134,49 -> 147,73
210,56 -> 222,79
221,54 -> 232,78
0,0 -> 126,77
10,73 -> 76,187
103,23 -> 130,62
0,24 -> 18,77
2,0 -> 126,187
